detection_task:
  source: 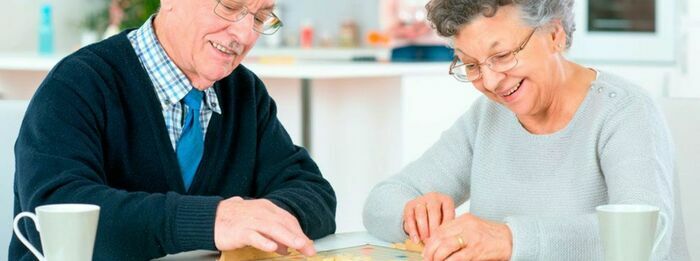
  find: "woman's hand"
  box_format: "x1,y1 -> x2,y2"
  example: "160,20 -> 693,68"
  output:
403,192 -> 456,243
422,214 -> 513,261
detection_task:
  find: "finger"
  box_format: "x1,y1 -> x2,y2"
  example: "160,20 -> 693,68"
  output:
414,203 -> 430,242
266,211 -> 316,257
427,201 -> 442,238
276,213 -> 315,256
422,235 -> 442,261
432,235 -> 463,261
444,247 -> 471,261
441,197 -> 456,223
270,203 -> 307,238
297,240 -> 317,256
258,201 -> 313,251
246,230 -> 278,252
403,203 -> 419,243
274,245 -> 289,256
253,219 -> 308,251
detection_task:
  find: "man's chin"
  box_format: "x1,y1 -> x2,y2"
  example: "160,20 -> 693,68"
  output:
205,67 -> 237,82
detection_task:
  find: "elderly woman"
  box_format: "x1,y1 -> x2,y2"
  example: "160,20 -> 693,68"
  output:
363,0 -> 689,260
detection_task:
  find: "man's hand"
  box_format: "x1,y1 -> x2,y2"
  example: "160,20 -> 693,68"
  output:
214,197 -> 316,256
403,192 -> 456,244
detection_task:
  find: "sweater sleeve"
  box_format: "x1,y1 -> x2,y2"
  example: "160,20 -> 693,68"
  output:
250,76 -> 337,240
13,66 -> 221,260
504,94 -> 678,260
363,110 -> 475,242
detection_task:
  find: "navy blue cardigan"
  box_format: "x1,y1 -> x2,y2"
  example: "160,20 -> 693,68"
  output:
10,31 -> 336,260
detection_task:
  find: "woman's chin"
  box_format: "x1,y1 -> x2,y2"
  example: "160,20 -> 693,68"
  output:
510,101 -> 530,114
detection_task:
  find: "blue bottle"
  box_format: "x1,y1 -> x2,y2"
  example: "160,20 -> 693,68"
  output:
38,3 -> 54,55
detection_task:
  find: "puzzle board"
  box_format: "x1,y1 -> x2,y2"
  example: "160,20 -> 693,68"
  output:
258,244 -> 422,261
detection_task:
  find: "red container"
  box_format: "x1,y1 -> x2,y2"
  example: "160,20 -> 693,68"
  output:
300,25 -> 314,49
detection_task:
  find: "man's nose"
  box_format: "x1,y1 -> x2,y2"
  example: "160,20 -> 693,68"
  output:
226,14 -> 255,42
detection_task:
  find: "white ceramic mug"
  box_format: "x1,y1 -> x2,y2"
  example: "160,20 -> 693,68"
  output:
597,204 -> 667,261
13,204 -> 100,261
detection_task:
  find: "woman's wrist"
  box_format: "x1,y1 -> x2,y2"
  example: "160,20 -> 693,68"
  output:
499,223 -> 513,260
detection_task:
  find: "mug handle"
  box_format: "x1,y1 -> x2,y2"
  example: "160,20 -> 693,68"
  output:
13,212 -> 46,261
651,212 -> 668,254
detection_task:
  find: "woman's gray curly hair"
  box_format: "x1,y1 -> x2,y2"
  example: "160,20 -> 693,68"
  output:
426,0 -> 576,49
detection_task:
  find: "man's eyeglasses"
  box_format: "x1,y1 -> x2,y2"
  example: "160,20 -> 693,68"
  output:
213,0 -> 284,35
449,28 -> 537,82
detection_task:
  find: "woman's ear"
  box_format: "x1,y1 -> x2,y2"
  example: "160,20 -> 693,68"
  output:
547,20 -> 567,52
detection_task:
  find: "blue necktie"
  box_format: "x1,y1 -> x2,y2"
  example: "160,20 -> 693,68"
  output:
176,89 -> 204,190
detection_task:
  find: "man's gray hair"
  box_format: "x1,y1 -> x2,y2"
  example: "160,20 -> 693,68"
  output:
426,0 -> 576,49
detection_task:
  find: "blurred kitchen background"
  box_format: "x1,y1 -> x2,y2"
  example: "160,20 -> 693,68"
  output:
1,0 -> 699,259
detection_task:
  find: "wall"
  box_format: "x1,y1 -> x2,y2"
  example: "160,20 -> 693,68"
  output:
275,0 -> 379,47
0,0 -> 105,54
660,98 -> 700,261
0,101 -> 29,261
688,0 -> 700,18
673,0 -> 700,98
0,0 -> 380,54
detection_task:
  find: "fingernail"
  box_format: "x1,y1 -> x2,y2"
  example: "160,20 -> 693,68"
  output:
412,235 -> 419,243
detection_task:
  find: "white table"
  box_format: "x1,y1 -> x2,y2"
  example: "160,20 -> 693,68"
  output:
155,231 -> 391,260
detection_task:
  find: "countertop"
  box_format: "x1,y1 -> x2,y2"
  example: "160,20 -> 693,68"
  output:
0,52 -> 451,78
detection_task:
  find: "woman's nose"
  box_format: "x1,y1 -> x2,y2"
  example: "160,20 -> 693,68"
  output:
480,67 -> 506,92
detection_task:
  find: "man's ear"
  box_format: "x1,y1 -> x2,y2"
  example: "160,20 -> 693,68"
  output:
159,0 -> 173,12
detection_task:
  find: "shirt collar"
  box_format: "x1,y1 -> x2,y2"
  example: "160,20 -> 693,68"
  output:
128,16 -> 221,114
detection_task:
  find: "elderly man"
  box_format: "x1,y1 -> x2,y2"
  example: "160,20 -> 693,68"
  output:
10,0 -> 336,259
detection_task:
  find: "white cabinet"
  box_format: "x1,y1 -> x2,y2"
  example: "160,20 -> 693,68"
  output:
672,3 -> 700,98
688,0 -> 700,19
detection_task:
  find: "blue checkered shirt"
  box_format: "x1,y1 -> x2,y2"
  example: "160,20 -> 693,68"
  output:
128,16 -> 221,150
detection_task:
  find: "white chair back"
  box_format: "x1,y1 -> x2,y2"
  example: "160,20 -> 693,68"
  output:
0,100 -> 29,259
660,97 -> 700,261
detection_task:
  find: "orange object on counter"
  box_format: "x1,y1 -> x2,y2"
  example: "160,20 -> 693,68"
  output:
366,30 -> 390,47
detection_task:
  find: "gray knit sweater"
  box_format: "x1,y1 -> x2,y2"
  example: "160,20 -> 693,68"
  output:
363,71 -> 689,260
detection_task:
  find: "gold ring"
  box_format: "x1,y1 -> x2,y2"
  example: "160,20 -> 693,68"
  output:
456,236 -> 465,249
